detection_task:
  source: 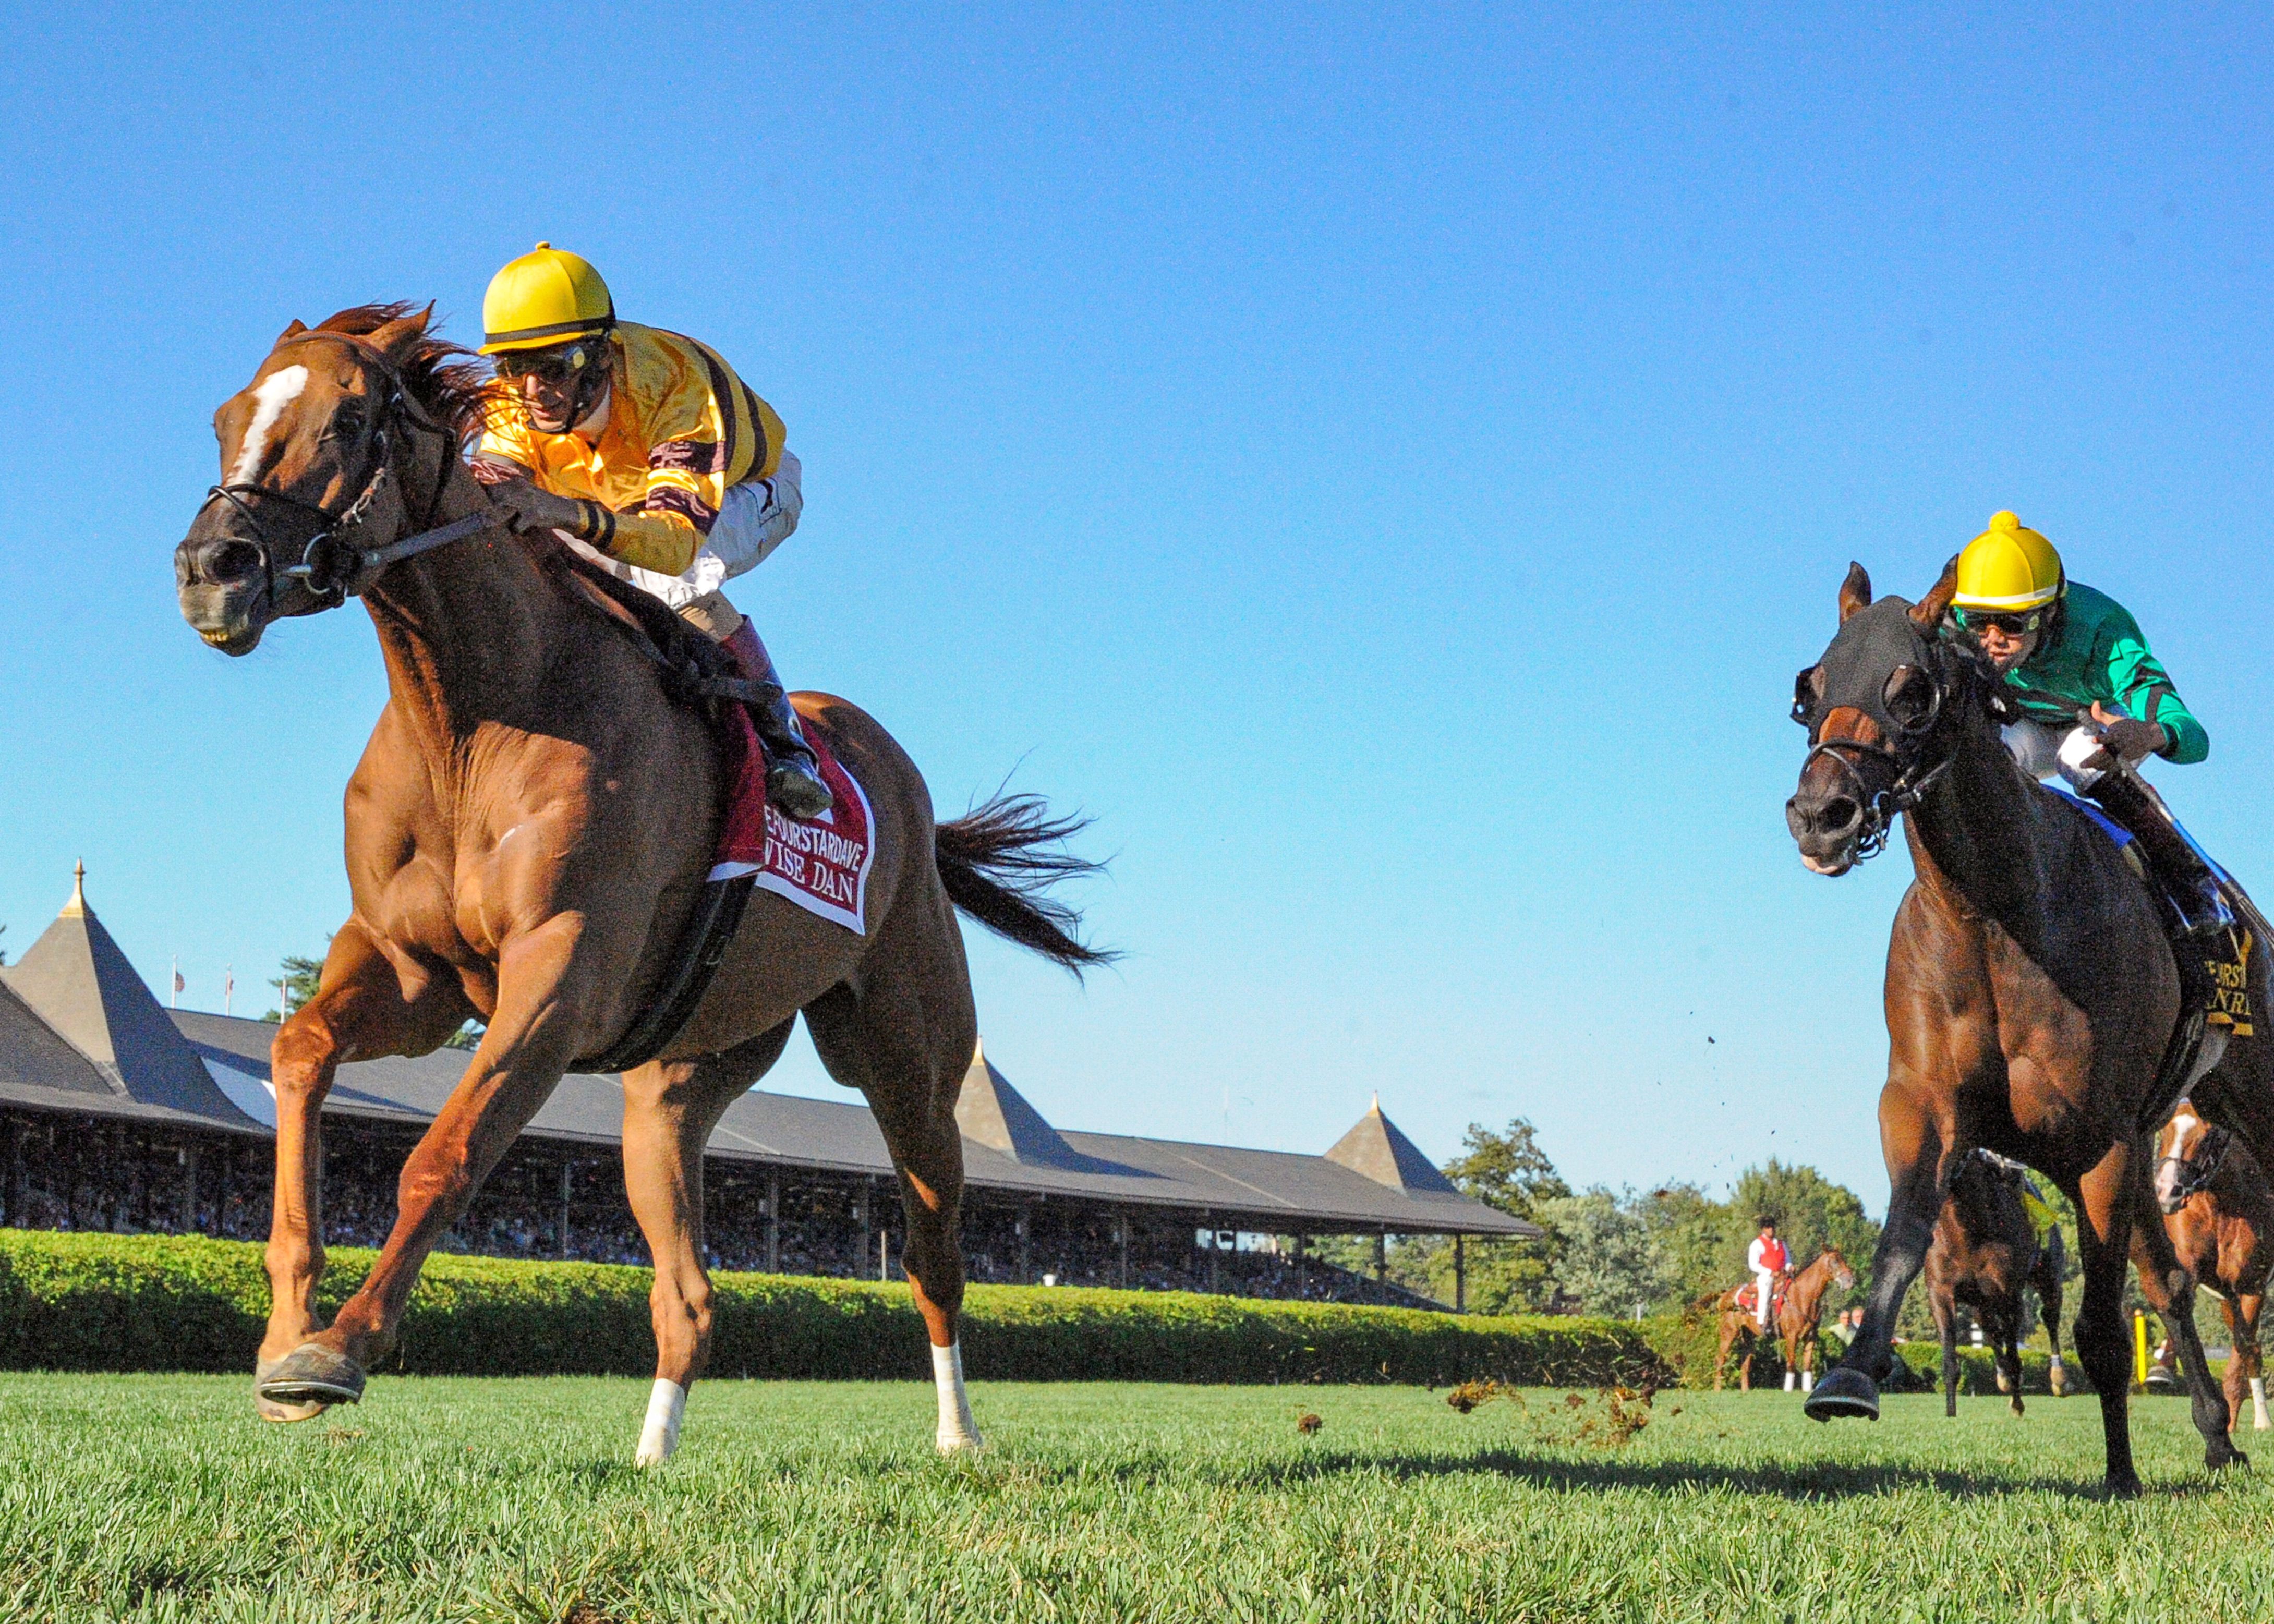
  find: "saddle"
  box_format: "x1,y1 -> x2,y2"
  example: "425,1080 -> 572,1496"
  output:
1734,1278 -> 1789,1320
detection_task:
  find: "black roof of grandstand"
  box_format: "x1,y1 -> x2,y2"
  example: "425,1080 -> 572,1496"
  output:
2,866 -> 1538,1239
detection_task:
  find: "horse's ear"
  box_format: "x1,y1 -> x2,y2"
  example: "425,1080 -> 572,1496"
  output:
365,304 -> 435,358
1910,555 -> 1959,629
276,318 -> 308,345
1838,562 -> 1872,623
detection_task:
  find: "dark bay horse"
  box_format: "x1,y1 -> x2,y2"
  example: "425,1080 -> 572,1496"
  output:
174,306 -> 1108,1462
1784,562 -> 2270,1493
1711,1248 -> 1855,1391
1924,1149 -> 2067,1417
2154,1101 -> 2274,1432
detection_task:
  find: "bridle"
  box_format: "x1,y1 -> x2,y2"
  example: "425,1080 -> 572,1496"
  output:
2156,1121 -> 2232,1214
1792,634 -> 1958,864
192,334 -> 493,609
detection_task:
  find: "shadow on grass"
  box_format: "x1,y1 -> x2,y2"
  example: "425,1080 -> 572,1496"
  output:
1053,1448 -> 2242,1502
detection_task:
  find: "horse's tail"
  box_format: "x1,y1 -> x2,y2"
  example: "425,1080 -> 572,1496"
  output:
934,794 -> 1117,977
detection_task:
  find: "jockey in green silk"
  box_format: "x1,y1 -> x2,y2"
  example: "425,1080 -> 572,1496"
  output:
1950,511 -> 2225,937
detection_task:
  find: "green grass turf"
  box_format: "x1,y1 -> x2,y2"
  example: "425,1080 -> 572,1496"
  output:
0,1375 -> 2265,1623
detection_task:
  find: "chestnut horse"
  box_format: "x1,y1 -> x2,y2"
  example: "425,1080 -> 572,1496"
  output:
1712,1248 -> 1855,1391
1785,562 -> 2268,1493
1923,1149 -> 2068,1417
2153,1101 -> 2274,1432
174,306 -> 1108,1462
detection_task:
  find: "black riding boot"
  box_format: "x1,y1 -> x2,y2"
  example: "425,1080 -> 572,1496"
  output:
2087,771 -> 2229,939
721,621 -> 834,821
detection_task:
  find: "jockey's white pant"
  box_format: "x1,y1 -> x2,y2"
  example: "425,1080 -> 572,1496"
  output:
2002,707 -> 2122,793
1753,1269 -> 1776,1328
600,450 -> 804,611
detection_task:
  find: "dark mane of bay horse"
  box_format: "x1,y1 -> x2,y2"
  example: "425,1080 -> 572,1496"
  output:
177,301 -> 1111,1458
1788,559 -> 2273,1493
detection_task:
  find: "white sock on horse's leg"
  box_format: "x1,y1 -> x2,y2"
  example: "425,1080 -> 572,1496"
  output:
1801,1369 -> 1814,1392
933,1341 -> 981,1453
635,1377 -> 686,1468
1784,1370 -> 1797,1391
2252,1376 -> 2269,1431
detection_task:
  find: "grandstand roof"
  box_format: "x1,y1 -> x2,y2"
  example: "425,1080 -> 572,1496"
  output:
0,867 -> 1537,1238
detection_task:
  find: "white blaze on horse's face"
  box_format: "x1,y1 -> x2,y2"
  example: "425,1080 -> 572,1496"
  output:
226,364 -> 310,485
2157,1108 -> 2203,1211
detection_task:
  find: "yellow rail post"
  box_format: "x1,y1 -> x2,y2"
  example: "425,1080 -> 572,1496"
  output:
2135,1311 -> 2150,1390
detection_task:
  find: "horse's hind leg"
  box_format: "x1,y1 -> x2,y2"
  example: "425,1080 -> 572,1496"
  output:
620,1019 -> 796,1467
803,899 -> 983,1453
2238,1294 -> 2270,1430
1934,1292 -> 1959,1418
2039,1259 -> 2069,1396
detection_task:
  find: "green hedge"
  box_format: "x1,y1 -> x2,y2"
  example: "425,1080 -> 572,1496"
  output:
0,1229 -> 1670,1388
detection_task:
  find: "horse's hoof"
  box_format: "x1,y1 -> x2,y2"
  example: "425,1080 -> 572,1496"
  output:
1804,1367 -> 1880,1422
936,1430 -> 984,1456
256,1343 -> 366,1409
2211,1445 -> 2249,1472
252,1356 -> 333,1423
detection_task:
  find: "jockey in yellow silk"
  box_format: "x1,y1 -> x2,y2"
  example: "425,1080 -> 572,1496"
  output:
470,243 -> 831,820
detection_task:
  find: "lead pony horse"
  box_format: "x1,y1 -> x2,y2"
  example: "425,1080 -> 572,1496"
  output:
1711,1247 -> 1855,1391
174,306 -> 1108,1461
1785,562 -> 2270,1493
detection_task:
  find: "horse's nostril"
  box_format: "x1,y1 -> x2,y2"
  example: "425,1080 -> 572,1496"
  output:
207,540 -> 262,585
1817,797 -> 1860,836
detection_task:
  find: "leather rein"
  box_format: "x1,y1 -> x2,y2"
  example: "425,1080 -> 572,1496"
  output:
193,334 -> 495,607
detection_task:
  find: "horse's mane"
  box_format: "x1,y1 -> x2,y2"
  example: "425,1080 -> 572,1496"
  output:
305,303 -> 500,443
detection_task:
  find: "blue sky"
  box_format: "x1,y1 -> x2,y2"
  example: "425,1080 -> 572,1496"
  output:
3,5 -> 2271,1213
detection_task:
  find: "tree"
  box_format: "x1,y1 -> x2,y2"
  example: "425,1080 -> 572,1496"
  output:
1534,1186 -> 1677,1319
260,953 -> 325,1023
1384,1118 -> 1572,1313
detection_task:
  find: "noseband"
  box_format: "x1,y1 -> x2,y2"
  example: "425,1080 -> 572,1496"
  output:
2157,1122 -> 2232,1214
193,336 -> 490,607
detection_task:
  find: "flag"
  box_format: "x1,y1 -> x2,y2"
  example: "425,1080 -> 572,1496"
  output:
224,967 -> 234,1016
172,969 -> 185,994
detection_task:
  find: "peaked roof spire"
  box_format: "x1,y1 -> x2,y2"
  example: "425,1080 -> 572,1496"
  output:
0,863 -> 259,1123
1323,1098 -> 1460,1194
954,1038 -> 1082,1166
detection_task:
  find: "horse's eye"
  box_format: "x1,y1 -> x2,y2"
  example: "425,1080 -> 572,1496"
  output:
1884,665 -> 1936,730
322,406 -> 366,443
1792,666 -> 1822,726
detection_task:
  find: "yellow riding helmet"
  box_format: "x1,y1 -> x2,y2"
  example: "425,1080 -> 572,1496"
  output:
480,243 -> 615,355
1952,511 -> 2064,613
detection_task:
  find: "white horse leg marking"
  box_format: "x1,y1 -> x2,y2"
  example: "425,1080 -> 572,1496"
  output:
2252,1375 -> 2269,1431
228,365 -> 310,484
933,1341 -> 981,1453
1783,1370 -> 1797,1392
635,1377 -> 686,1468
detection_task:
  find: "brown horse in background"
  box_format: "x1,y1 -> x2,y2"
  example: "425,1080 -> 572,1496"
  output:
1785,562 -> 2270,1493
1924,1149 -> 2068,1417
174,306 -> 1109,1462
2154,1101 -> 2274,1432
1712,1248 -> 1855,1391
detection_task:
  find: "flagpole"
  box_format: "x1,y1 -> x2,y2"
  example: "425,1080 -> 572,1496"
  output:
170,956 -> 179,1010
224,965 -> 234,1017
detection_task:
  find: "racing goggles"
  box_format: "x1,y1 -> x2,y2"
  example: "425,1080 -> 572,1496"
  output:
493,342 -> 600,384
1952,605 -> 2045,638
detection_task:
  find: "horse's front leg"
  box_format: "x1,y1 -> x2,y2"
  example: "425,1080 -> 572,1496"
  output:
257,916 -> 600,1408
2232,1293 -> 2270,1431
1811,1080 -> 1948,1420
258,923 -> 470,1420
2130,1185 -> 2242,1471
